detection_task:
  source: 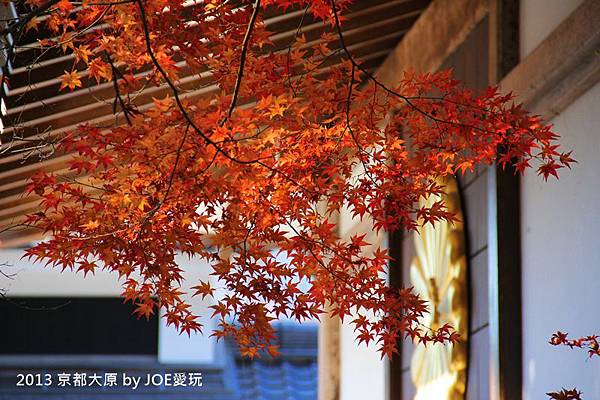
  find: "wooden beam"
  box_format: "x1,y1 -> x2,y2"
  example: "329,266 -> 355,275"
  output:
0,228 -> 43,248
499,0 -> 600,120
375,0 -> 488,82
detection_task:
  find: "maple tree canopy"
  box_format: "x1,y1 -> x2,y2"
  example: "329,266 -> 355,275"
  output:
12,0 -> 574,357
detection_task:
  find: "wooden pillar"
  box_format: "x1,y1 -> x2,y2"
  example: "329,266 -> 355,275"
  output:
318,308 -> 341,400
387,230 -> 403,400
488,0 -> 519,83
487,2 -> 522,400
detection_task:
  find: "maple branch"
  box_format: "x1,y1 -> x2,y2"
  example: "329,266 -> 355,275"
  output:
256,159 -> 321,196
285,3 -> 310,96
226,0 -> 261,120
344,62 -> 377,185
328,0 -> 494,136
278,216 -> 389,310
135,0 -> 308,197
98,1 -> 323,225
60,176 -> 114,193
0,223 -> 43,237
284,221 -> 353,288
135,0 -> 261,165
163,123 -> 191,203
550,331 -> 600,358
132,122 -> 225,245
106,51 -> 133,125
0,262 -> 16,280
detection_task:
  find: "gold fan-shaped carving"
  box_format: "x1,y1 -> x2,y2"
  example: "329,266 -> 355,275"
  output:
410,176 -> 468,400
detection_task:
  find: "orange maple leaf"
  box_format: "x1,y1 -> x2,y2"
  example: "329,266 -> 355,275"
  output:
81,220 -> 100,231
268,95 -> 288,118
191,281 -> 214,299
88,59 -> 112,83
25,17 -> 40,32
73,45 -> 93,64
60,70 -> 82,91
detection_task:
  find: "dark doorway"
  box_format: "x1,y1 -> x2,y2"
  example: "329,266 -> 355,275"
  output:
0,297 -> 158,355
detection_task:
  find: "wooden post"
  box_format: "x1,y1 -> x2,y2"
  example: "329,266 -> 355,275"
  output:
387,229 -> 403,400
318,308 -> 341,400
488,2 -> 522,400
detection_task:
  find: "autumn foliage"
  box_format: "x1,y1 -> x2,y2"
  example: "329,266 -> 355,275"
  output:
550,331 -> 600,359
14,0 -> 574,357
547,388 -> 583,400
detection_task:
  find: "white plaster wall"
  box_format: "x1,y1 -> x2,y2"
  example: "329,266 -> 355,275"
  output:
521,82 -> 600,398
339,321 -> 387,400
520,0 -> 584,58
158,254 -> 217,364
338,206 -> 387,400
0,247 -> 123,296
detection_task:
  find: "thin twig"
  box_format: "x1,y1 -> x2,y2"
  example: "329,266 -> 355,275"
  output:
328,0 -> 488,134
106,51 -> 134,125
226,0 -> 261,120
135,0 -> 264,165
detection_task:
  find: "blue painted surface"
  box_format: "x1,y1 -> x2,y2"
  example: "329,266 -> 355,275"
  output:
229,323 -> 318,400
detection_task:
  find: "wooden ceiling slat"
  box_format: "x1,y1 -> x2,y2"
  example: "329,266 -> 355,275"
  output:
7,3 -> 422,109
9,0 -> 415,77
3,17 -> 412,141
